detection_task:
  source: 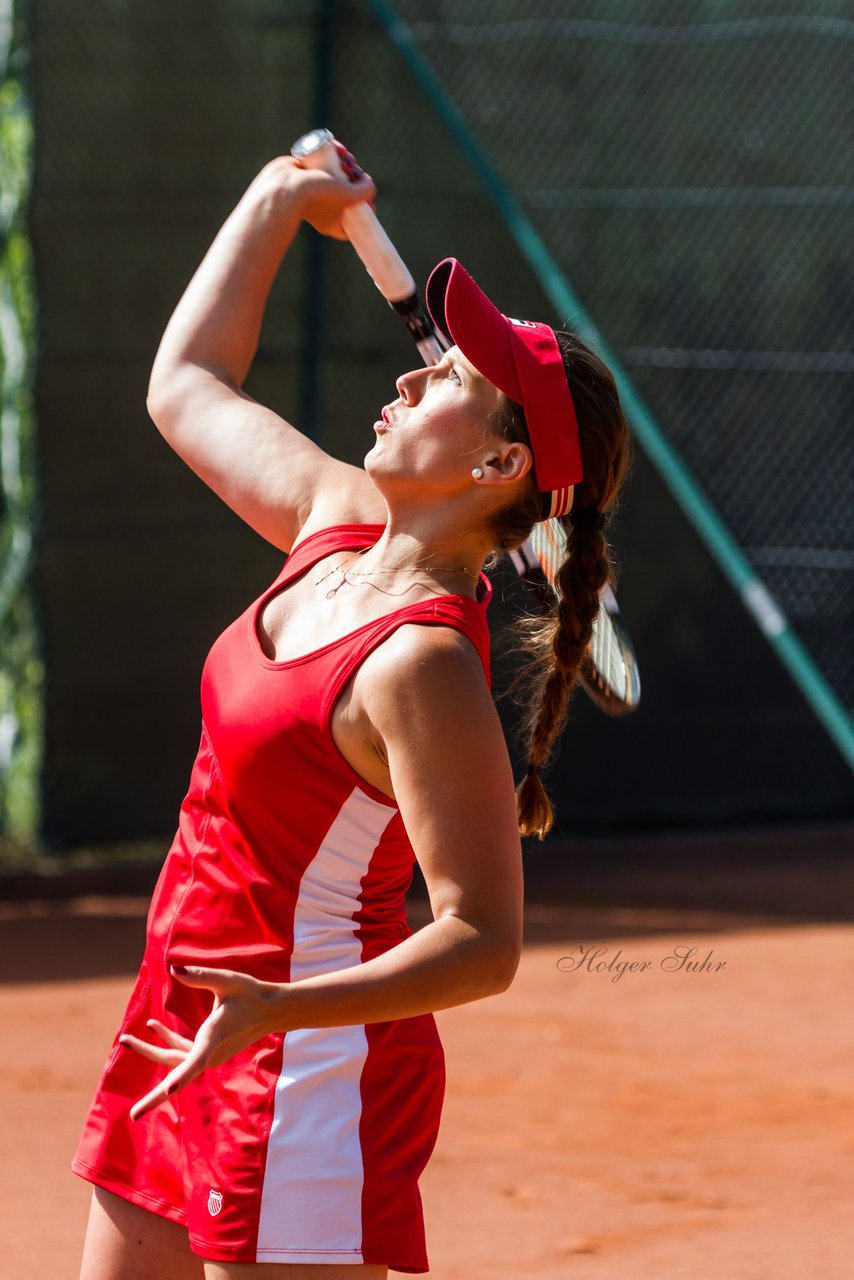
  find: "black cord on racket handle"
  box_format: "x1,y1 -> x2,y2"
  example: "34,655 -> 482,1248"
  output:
390,296 -> 447,365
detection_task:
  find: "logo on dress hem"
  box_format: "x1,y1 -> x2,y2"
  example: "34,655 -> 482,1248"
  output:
208,1188 -> 223,1216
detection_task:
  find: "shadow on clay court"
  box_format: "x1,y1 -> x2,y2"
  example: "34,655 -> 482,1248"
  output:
0,818 -> 850,985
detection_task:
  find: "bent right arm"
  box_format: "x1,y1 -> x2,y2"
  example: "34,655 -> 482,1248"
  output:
147,156 -> 386,552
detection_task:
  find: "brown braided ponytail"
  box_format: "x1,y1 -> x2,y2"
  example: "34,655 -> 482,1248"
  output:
489,331 -> 631,839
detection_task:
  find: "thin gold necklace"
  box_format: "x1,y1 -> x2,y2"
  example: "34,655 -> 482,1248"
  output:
315,550 -> 478,600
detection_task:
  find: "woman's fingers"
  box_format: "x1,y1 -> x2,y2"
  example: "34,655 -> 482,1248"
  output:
145,1018 -> 193,1052
126,966 -> 279,1121
126,976 -> 228,1120
118,1015 -> 194,1065
118,1033 -> 184,1068
287,157 -> 376,241
170,963 -> 237,992
129,1062 -> 192,1121
129,1040 -> 211,1121
334,141 -> 365,182
128,1082 -> 171,1122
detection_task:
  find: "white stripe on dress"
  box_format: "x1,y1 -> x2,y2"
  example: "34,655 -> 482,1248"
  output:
256,786 -> 397,1263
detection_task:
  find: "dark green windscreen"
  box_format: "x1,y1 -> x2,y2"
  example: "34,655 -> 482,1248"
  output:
23,0 -> 853,848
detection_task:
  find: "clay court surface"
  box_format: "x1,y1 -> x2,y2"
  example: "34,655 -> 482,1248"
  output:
1,837 -> 852,1280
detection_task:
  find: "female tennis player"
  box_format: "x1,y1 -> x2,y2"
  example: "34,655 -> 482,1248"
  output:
74,146 -> 629,1279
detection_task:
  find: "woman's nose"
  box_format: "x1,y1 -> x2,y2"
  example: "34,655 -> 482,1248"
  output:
396,366 -> 427,404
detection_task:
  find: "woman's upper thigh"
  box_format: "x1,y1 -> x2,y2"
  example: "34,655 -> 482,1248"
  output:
80,1186 -> 389,1280
204,1265 -> 387,1279
79,1186 -> 204,1280
80,1188 -> 388,1280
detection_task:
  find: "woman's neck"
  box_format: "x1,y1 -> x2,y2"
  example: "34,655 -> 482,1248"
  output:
365,505 -> 494,580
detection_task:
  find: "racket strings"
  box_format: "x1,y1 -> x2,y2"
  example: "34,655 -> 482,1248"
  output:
526,520 -> 635,708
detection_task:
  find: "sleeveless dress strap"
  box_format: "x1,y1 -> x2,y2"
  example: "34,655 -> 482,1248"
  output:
282,524 -> 388,581
277,524 -> 493,722
320,590 -> 492,733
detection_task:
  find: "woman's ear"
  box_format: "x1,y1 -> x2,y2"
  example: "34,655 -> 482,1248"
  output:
480,442 -> 533,486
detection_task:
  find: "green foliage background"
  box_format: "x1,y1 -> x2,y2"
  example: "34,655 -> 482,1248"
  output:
0,0 -> 41,844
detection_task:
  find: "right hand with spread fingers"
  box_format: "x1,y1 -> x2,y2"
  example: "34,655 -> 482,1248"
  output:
119,963 -> 286,1122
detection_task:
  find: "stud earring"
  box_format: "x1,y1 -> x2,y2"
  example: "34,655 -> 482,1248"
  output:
472,467 -> 484,480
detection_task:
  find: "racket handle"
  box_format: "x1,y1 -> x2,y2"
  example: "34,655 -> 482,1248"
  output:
290,129 -> 446,367
340,205 -> 415,304
290,129 -> 414,302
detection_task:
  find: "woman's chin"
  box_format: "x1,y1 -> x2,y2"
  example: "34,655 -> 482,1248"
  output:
363,447 -> 388,484
364,441 -> 392,470
364,452 -> 408,506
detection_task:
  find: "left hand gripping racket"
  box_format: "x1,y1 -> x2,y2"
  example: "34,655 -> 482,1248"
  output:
291,129 -> 641,716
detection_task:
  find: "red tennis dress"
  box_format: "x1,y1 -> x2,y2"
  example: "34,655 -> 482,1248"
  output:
72,524 -> 492,1270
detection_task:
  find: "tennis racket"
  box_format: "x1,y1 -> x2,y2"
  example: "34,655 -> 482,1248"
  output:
508,525 -> 641,714
291,129 -> 641,716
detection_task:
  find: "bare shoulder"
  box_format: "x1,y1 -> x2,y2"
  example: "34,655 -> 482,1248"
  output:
367,621 -> 488,694
354,620 -> 496,743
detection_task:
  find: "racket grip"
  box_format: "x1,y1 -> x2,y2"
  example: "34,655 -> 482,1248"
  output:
339,204 -> 416,304
290,132 -> 415,303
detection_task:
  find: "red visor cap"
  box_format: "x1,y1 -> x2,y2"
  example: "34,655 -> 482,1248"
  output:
425,259 -> 582,512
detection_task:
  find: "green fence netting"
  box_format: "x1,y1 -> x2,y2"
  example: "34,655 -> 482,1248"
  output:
6,0 -> 853,850
372,0 -> 854,740
367,0 -> 854,772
